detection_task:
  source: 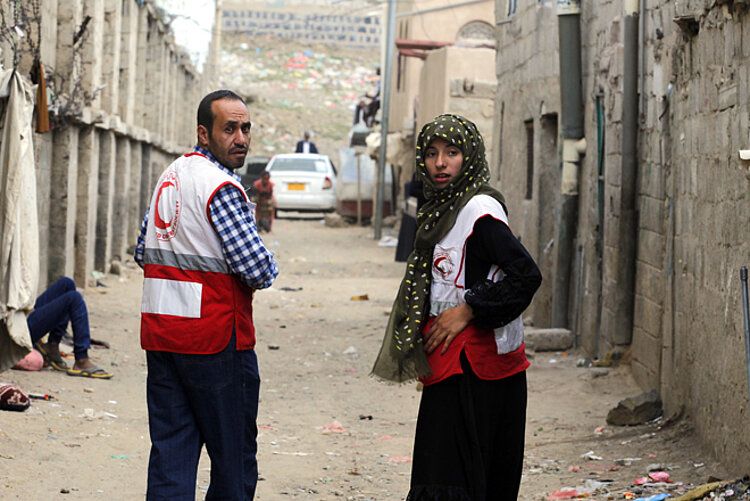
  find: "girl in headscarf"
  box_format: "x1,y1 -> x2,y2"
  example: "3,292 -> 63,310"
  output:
372,114 -> 542,500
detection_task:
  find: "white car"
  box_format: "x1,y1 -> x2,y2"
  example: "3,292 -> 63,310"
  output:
266,153 -> 338,213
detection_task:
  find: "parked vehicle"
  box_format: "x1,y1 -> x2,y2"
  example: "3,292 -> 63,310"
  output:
237,155 -> 271,194
336,147 -> 392,221
266,153 -> 337,213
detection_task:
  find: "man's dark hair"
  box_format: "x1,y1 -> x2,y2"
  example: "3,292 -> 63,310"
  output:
197,90 -> 245,134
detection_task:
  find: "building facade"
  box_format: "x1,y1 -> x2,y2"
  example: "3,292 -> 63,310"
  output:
0,0 -> 202,289
493,0 -> 750,472
221,1 -> 381,50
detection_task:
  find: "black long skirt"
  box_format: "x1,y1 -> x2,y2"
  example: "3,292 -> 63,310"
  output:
407,354 -> 527,501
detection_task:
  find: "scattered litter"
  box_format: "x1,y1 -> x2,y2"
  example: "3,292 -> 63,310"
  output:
29,393 -> 56,401
110,455 -> 130,461
358,414 -> 373,420
594,426 -> 605,434
635,472 -> 671,485
343,346 -> 358,355
259,425 -> 278,431
632,494 -> 670,501
82,408 -> 118,420
280,286 -> 303,292
268,344 -> 280,350
616,457 -> 642,466
272,451 -> 311,456
388,457 -> 412,463
320,420 -> 347,434
548,489 -> 583,500
350,294 -> 369,301
378,236 -> 398,247
580,450 -> 603,460
378,436 -> 395,440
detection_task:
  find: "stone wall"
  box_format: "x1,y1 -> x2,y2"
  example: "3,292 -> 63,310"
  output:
493,0 -> 750,473
0,0 -> 200,289
221,1 -> 381,50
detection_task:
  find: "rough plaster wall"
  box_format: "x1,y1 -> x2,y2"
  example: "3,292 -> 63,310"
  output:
127,139 -> 143,249
75,126 -> 99,288
81,0 -> 104,110
49,127 -> 78,282
101,0 -> 122,115
493,0 -> 559,328
119,0 -> 139,123
33,135 -> 53,292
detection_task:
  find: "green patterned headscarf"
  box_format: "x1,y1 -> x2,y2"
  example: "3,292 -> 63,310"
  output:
371,114 -> 506,383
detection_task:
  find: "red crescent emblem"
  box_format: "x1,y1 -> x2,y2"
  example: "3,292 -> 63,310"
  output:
154,181 -> 175,230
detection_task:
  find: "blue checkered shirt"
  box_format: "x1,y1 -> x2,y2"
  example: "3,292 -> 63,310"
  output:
134,146 -> 278,290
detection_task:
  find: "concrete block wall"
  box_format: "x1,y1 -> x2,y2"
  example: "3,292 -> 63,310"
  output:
493,0 -> 750,473
0,0 -> 200,288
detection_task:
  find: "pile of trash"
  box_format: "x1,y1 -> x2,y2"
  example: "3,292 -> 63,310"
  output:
546,475 -> 749,501
218,35 -> 378,155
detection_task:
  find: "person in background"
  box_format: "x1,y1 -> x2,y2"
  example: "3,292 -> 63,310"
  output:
295,130 -> 318,154
29,276 -> 113,379
372,114 -> 542,501
353,98 -> 368,126
253,171 -> 275,233
134,89 -> 278,500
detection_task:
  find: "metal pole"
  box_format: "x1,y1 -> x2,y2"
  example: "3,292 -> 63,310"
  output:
552,0 -> 583,328
614,0 -> 640,345
374,0 -> 396,240
741,266 -> 750,419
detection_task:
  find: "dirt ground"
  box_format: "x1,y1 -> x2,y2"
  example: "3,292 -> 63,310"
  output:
0,217 -> 733,501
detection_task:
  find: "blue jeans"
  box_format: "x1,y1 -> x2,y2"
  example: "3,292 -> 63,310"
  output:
145,334 -> 260,501
26,277 -> 90,360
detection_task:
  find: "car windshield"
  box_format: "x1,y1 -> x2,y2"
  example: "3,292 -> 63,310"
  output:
270,157 -> 327,173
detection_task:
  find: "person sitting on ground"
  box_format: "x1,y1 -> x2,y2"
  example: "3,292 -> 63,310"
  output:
28,276 -> 113,379
295,130 -> 319,154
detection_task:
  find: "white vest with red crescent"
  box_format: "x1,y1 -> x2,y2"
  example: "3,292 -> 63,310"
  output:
429,194 -> 525,355
140,153 -> 255,354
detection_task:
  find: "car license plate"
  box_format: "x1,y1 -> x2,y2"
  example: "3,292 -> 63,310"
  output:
287,183 -> 305,191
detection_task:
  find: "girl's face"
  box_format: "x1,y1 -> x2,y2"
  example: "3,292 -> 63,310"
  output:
424,138 -> 463,188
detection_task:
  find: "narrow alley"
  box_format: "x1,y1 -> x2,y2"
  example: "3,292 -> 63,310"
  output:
0,219 -> 731,500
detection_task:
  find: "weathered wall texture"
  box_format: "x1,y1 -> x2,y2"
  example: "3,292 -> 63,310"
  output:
493,0 -> 750,473
0,0 -> 200,290
221,3 -> 381,50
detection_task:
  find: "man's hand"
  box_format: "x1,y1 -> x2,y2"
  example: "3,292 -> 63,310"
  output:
423,303 -> 474,355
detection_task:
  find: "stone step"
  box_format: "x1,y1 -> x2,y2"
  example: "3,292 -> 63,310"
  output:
524,327 -> 574,352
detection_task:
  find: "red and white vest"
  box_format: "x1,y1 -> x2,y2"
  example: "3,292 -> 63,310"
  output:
140,153 -> 256,354
421,194 -> 528,385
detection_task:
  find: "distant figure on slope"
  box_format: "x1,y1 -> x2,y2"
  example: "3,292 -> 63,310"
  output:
295,130 -> 318,153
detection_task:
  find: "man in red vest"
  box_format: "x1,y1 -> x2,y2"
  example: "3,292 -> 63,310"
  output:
135,90 -> 278,500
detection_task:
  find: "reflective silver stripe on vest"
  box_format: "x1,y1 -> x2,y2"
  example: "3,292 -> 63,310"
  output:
143,248 -> 229,273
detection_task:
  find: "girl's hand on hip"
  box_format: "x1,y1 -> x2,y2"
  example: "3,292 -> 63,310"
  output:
423,303 -> 474,355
